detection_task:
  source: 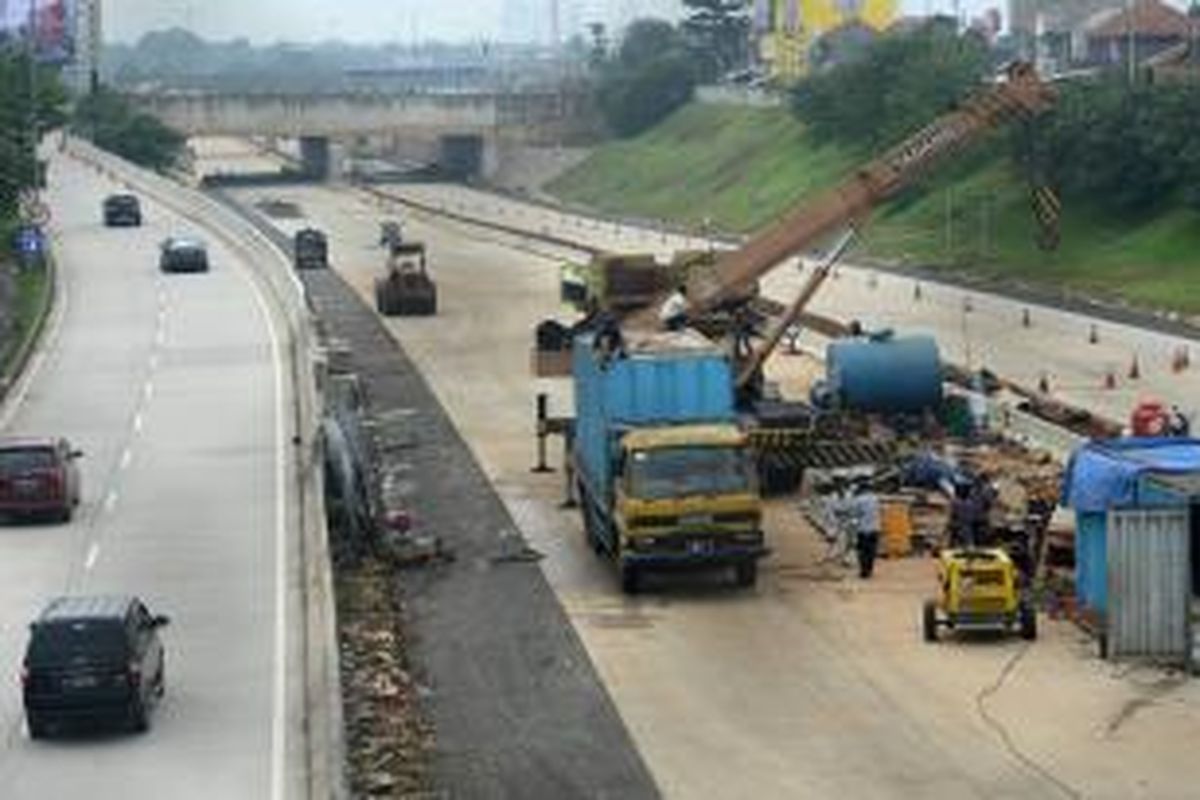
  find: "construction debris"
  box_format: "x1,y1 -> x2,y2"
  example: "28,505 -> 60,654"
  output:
337,556 -> 434,798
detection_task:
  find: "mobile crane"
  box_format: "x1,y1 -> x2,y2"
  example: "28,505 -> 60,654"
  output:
558,64 -> 1056,593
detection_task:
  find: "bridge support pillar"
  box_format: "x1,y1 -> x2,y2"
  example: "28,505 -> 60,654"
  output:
299,135 -> 331,180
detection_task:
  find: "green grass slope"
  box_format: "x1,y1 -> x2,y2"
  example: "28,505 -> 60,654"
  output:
548,103 -> 857,231
550,102 -> 1200,313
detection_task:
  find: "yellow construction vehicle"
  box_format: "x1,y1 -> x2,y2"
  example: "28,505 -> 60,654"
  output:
922,548 -> 1037,642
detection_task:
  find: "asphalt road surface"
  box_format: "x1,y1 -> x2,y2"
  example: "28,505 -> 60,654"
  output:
0,153 -> 303,799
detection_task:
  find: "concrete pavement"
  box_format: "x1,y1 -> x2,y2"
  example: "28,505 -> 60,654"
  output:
218,175 -> 1200,799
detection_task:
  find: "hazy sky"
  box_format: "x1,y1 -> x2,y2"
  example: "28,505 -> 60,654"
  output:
104,1 -> 1189,45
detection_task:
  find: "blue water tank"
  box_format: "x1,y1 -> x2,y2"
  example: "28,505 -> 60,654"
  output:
826,333 -> 942,413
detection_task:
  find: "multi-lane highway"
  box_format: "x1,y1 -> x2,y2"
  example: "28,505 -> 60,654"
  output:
0,152 -> 304,798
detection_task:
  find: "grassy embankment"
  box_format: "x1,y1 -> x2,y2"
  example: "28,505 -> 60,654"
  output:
548,103 -> 1200,313
0,218 -> 51,379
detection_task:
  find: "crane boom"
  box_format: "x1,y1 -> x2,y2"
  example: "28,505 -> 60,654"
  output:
670,63 -> 1055,323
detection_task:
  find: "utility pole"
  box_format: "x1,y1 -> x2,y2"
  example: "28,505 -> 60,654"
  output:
24,0 -> 38,195
1126,0 -> 1137,83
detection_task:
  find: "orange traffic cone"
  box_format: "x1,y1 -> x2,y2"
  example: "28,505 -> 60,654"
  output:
1128,355 -> 1141,380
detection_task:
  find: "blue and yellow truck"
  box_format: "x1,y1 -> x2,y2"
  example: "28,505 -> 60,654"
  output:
572,327 -> 766,593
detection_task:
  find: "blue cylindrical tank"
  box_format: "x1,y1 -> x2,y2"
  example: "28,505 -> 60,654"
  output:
826,333 -> 942,413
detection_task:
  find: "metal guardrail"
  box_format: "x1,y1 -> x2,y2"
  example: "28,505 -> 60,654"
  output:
64,138 -> 347,800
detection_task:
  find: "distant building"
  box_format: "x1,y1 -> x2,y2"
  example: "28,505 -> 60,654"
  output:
1010,0 -> 1194,72
1008,0 -> 1117,37
755,0 -> 897,82
1084,0 -> 1192,67
63,0 -> 101,95
1146,3 -> 1200,80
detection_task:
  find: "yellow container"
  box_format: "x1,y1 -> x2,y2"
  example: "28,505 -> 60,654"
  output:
880,499 -> 913,558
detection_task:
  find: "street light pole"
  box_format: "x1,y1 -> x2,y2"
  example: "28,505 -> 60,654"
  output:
1126,0 -> 1137,83
24,0 -> 38,196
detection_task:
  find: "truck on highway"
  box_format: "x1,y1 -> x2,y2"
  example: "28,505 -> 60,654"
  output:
293,227 -> 329,270
572,327 -> 766,593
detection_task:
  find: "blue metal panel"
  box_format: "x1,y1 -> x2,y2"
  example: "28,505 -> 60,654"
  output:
1076,511 -> 1108,614
572,333 -> 736,503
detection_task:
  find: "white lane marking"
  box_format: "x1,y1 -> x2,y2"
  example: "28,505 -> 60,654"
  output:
120,448 -> 133,470
143,381 -> 154,401
232,217 -> 290,800
104,492 -> 118,513
149,352 -> 160,371
84,543 -> 100,571
133,413 -> 144,434
155,326 -> 167,346
100,152 -> 291,799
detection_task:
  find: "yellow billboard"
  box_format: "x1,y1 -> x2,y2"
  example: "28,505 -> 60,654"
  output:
762,0 -> 898,80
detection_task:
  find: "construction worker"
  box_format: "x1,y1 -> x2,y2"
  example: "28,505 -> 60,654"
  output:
850,482 -> 881,579
658,284 -> 689,330
1169,405 -> 1191,437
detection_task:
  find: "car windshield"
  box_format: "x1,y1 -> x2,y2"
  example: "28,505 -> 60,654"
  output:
0,447 -> 55,474
26,620 -> 127,666
627,446 -> 753,500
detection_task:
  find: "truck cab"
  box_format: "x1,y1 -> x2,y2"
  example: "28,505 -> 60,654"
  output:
615,425 -> 764,589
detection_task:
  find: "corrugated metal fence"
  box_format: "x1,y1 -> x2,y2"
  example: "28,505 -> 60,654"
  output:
1106,508 -> 1192,666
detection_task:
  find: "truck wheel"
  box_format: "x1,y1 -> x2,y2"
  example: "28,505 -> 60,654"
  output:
735,561 -> 758,588
1019,603 -> 1038,641
922,600 -> 939,643
620,563 -> 641,594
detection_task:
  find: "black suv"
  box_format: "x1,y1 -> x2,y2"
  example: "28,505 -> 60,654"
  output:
159,237 -> 209,273
102,194 -> 142,227
22,595 -> 169,738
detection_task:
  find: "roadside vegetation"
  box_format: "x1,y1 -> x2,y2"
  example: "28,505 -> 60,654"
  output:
0,50 -> 65,379
552,19 -> 1200,314
588,1 -> 750,137
71,87 -> 186,173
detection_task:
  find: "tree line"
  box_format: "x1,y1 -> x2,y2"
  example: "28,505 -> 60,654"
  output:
0,50 -> 66,222
590,0 -> 750,137
791,18 -> 1200,216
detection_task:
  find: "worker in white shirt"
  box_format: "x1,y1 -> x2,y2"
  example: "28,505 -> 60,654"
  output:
658,284 -> 689,330
851,483 -> 881,579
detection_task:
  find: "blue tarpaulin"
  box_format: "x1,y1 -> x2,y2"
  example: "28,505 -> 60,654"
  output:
1062,438 -> 1200,512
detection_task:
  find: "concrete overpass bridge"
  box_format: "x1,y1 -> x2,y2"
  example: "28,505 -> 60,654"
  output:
129,89 -> 583,179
